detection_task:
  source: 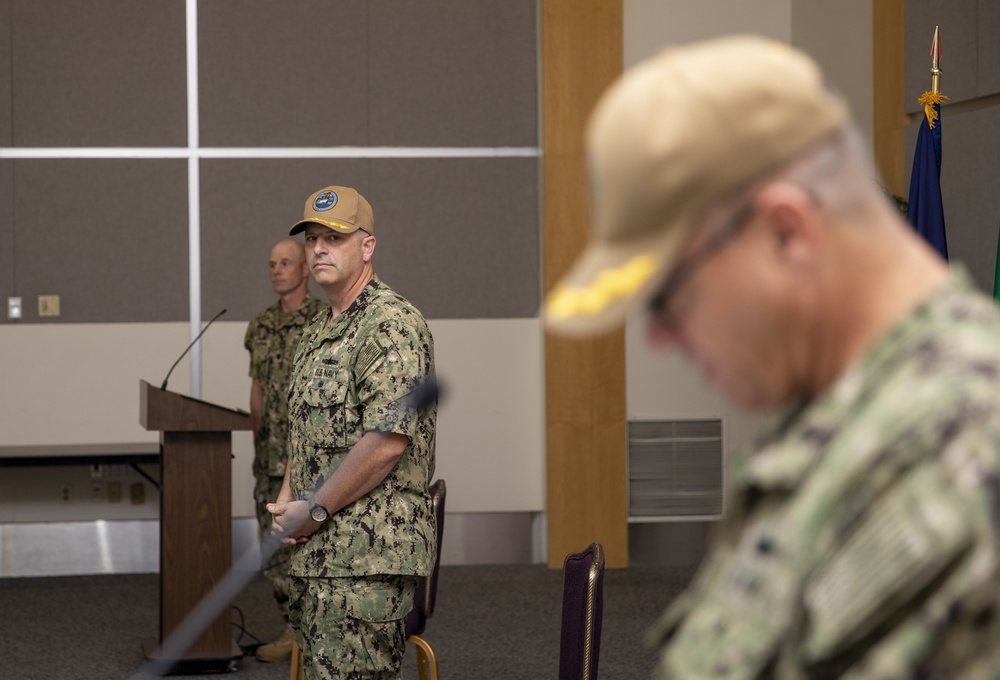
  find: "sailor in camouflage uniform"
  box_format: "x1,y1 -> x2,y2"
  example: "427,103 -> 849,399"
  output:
545,36 -> 1000,678
268,186 -> 436,680
244,238 -> 325,662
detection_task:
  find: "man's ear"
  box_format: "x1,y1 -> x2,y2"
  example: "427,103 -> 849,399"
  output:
755,182 -> 823,269
361,234 -> 377,262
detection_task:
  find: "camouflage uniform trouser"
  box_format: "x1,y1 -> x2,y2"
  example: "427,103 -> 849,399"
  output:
288,574 -> 416,680
254,473 -> 294,621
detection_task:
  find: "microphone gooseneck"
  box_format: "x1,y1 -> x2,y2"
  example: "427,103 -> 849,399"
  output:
160,309 -> 228,391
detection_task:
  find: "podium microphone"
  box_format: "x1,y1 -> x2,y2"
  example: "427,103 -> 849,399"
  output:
160,309 -> 227,390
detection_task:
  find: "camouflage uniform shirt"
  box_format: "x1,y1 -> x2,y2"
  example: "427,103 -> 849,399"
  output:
286,275 -> 437,579
652,268 -> 1000,679
244,294 -> 325,477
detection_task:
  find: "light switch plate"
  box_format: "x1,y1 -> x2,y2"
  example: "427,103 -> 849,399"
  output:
7,297 -> 22,320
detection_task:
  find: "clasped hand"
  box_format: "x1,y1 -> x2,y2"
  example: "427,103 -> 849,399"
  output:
267,500 -> 321,545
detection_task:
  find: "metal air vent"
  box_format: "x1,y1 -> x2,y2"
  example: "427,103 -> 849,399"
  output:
628,418 -> 724,521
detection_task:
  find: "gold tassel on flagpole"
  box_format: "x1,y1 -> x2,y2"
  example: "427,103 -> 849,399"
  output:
918,91 -> 948,129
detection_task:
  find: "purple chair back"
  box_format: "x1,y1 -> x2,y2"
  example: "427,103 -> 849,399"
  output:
558,542 -> 605,680
405,479 -> 446,637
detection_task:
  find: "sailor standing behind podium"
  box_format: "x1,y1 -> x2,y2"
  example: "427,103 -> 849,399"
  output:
267,185 -> 437,680
243,238 -> 325,662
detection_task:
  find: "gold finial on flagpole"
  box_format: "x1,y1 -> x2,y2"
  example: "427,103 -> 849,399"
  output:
919,26 -> 947,128
930,25 -> 941,95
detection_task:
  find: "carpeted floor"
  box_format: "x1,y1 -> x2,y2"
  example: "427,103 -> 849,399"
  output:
0,564 -> 696,680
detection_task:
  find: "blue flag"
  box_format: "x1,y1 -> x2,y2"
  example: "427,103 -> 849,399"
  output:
906,94 -> 948,260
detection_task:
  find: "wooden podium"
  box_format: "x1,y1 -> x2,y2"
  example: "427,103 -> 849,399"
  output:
139,379 -> 252,673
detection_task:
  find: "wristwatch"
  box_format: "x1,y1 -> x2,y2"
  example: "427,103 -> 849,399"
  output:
309,503 -> 330,523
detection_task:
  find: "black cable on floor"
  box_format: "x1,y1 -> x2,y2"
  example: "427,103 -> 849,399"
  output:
231,604 -> 264,654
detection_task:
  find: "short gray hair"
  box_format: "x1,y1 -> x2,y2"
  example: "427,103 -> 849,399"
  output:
778,125 -> 885,218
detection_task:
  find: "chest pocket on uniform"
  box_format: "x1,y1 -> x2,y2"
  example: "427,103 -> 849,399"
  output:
301,365 -> 362,450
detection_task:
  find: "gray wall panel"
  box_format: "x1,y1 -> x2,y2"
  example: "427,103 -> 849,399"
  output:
198,1 -> 370,147
979,1 -> 1000,97
201,157 -> 540,321
937,104 -> 1000,294
368,0 -> 538,146
200,158 -> 371,321
369,158 -> 540,319
11,0 -> 187,147
904,0 -> 977,112
12,159 -> 189,322
0,0 -> 11,148
4,1 -> 540,325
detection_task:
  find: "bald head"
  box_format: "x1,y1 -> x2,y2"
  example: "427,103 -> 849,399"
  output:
269,239 -> 310,305
271,239 -> 305,263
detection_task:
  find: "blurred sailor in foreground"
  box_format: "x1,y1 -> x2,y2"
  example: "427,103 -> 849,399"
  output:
546,35 -> 1000,678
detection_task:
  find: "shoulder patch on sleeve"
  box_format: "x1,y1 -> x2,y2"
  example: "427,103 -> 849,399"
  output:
356,336 -> 386,381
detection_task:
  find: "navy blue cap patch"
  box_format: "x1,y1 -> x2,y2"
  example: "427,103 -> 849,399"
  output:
314,190 -> 338,212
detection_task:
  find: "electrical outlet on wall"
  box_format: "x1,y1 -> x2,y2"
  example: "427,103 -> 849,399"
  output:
60,484 -> 72,504
38,295 -> 60,317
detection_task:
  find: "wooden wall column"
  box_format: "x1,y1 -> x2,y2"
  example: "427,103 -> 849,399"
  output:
542,0 -> 627,568
873,0 -> 906,197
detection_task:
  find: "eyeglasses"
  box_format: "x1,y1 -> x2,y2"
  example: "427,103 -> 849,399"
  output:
647,201 -> 757,332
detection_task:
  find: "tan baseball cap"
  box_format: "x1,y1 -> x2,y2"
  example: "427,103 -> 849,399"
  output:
543,35 -> 851,338
289,185 -> 375,236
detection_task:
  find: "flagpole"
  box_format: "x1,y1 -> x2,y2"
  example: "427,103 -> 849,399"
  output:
930,25 -> 941,95
920,26 -> 946,128
906,26 -> 949,260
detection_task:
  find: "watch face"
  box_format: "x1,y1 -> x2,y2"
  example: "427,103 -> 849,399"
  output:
310,504 -> 328,522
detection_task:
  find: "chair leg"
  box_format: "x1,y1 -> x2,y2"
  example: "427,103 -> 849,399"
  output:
290,641 -> 306,680
407,634 -> 439,680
